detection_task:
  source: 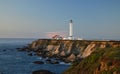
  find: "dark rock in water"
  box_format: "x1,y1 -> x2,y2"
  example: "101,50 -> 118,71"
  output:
45,58 -> 59,64
16,48 -> 21,49
45,59 -> 52,64
34,53 -> 37,56
33,61 -> 44,64
3,49 -> 6,52
51,61 -> 59,64
42,55 -> 47,58
28,53 -> 33,56
17,48 -> 26,51
17,46 -> 31,52
0,72 -> 4,74
46,58 -> 51,62
32,70 -> 54,74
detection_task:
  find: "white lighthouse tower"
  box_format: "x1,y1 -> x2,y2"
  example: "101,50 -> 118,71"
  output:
68,20 -> 73,40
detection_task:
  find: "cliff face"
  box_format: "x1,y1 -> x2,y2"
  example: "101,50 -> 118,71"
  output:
27,39 -> 120,62
63,47 -> 120,74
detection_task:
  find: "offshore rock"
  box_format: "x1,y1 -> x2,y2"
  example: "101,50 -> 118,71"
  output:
32,70 -> 54,74
33,61 -> 44,64
28,53 -> 33,56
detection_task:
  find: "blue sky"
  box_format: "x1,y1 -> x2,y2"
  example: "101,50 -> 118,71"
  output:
0,0 -> 120,40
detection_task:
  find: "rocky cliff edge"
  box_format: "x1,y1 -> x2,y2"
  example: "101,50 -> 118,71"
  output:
23,39 -> 120,62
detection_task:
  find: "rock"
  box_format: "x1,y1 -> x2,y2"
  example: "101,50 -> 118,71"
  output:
51,61 -> 59,64
20,39 -> 120,64
81,43 -> 96,58
45,59 -> 52,64
46,58 -> 51,61
54,48 -> 60,54
31,41 -> 37,49
33,61 -> 44,64
0,72 -> 4,74
100,44 -> 106,48
32,70 -> 54,74
66,54 -> 76,62
17,48 -> 28,51
64,61 -> 70,63
3,49 -> 6,52
42,55 -> 47,58
16,48 -> 21,49
60,51 -> 66,57
45,58 -> 59,64
17,49 -> 24,51
28,53 -> 33,56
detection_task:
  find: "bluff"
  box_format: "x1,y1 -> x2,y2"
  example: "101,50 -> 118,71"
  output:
24,39 -> 120,62
63,47 -> 120,74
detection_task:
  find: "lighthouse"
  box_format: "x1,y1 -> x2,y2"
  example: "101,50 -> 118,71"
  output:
69,20 -> 73,40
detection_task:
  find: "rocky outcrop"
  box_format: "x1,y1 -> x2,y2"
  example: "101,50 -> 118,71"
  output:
33,61 -> 44,64
67,54 -> 76,62
63,47 -> 120,74
81,43 -> 96,58
32,70 -> 54,74
23,39 -> 120,62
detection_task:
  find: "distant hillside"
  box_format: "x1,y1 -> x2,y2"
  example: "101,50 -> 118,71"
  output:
63,47 -> 120,74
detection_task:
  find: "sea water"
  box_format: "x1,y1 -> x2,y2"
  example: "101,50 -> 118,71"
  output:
0,38 -> 69,74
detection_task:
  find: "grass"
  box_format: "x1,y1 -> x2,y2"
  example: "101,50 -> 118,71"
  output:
63,47 -> 120,74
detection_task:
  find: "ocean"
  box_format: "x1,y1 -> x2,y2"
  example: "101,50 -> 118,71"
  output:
0,38 -> 69,74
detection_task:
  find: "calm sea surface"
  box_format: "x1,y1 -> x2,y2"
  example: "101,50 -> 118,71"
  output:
0,38 -> 69,74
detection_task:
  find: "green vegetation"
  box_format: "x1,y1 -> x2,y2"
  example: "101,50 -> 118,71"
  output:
63,47 -> 120,74
101,70 -> 113,74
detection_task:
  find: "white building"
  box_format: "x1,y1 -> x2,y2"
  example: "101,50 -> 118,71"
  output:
68,20 -> 73,40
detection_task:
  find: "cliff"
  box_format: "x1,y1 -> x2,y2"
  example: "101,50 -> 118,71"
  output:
25,39 -> 120,62
63,47 -> 120,74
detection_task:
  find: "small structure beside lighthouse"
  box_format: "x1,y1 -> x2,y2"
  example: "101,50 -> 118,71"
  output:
68,20 -> 73,40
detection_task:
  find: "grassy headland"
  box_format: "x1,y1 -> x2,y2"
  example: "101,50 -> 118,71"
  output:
63,47 -> 120,74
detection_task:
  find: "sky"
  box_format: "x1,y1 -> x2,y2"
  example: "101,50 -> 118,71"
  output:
0,0 -> 120,40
